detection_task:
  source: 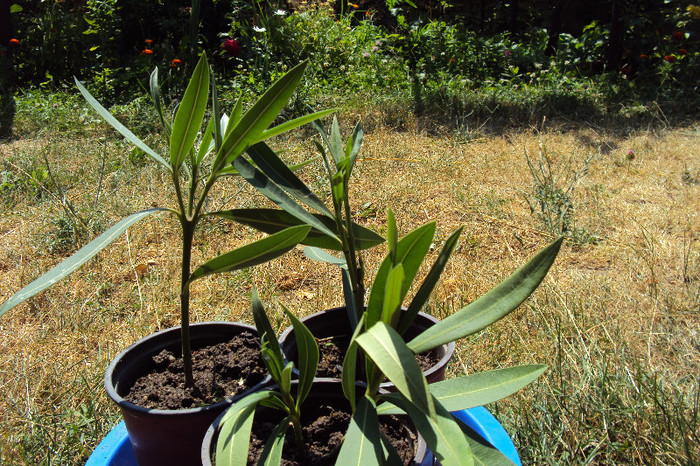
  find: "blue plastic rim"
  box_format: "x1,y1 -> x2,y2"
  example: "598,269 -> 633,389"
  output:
86,407 -> 520,465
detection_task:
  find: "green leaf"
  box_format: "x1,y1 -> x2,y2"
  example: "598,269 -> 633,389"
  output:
196,118 -> 215,165
382,395 -> 473,466
258,417 -> 289,466
149,67 -> 171,138
10,4 -> 23,13
216,208 -> 383,251
215,390 -> 276,466
170,54 -> 210,168
329,116 -> 344,165
366,222 -> 436,329
251,287 -> 284,369
214,61 -> 308,171
187,225 -> 311,283
283,306 -> 319,407
409,237 -> 564,354
342,315 -> 366,410
387,208 -> 398,265
398,227 -> 463,335
75,78 -> 170,171
335,397 -> 383,466
0,208 -> 165,317
231,156 -> 339,241
303,246 -> 346,266
377,365 -> 547,415
459,424 -> 516,466
380,265 -> 404,327
246,142 -> 332,217
258,108 -> 337,141
356,322 -> 434,418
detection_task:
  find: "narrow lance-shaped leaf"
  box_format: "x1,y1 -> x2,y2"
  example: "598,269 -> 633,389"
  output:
149,67 -> 171,137
356,322 -> 435,418
258,108 -> 337,141
382,394 -> 473,466
335,396 -> 384,466
458,421 -> 516,466
231,156 -> 340,241
216,390 -> 277,466
380,264 -> 404,328
398,227 -> 463,335
303,246 -> 347,266
215,208 -> 383,251
0,208 -> 166,317
366,222 -> 436,329
170,53 -> 210,168
409,237 -> 564,354
251,287 -> 284,368
258,417 -> 289,466
341,315 -> 366,409
214,61 -> 308,171
75,79 -> 170,171
246,141 -> 333,217
187,225 -> 311,283
283,306 -> 319,407
376,365 -> 548,415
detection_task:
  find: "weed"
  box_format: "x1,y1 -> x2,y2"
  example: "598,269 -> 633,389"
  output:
524,138 -> 595,243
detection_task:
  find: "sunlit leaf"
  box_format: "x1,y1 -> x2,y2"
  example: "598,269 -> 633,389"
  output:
409,237 -> 564,354
0,208 -> 165,317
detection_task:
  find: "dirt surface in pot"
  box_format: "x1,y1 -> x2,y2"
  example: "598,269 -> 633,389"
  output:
316,336 -> 437,379
247,404 -> 417,465
125,332 -> 266,410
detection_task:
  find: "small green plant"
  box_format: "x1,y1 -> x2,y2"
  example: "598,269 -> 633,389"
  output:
212,117 -> 564,464
215,222 -> 563,464
0,54 -> 339,389
524,140 -> 593,241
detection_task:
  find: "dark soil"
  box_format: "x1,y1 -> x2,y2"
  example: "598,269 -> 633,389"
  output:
125,332 -> 267,410
247,403 -> 417,465
316,336 -> 437,379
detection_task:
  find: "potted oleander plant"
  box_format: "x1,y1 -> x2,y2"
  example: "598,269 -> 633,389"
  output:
225,118 -> 456,382
0,54 -> 343,465
204,217 -> 564,465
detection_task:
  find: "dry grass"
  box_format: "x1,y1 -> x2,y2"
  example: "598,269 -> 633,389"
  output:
1,117 -> 699,464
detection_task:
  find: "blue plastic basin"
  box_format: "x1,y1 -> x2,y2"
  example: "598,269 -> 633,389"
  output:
86,407 -> 520,465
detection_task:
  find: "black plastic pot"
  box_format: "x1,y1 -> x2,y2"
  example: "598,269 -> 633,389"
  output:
105,322 -> 270,466
278,307 -> 455,386
201,379 -> 430,465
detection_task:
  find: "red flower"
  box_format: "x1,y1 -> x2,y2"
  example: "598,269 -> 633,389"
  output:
145,39 -> 153,44
664,55 -> 676,62
9,38 -> 19,45
639,54 -> 649,59
677,48 -> 688,55
142,48 -> 153,55
672,30 -> 684,41
222,38 -> 241,57
170,58 -> 183,68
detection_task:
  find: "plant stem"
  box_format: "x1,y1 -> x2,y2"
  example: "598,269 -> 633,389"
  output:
181,218 -> 196,388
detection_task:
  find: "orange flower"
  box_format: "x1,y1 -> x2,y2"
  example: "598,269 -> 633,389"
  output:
9,38 -> 19,45
677,48 -> 688,55
142,48 -> 153,55
366,10 -> 371,15
672,30 -> 684,41
351,3 -> 359,7
145,39 -> 153,44
639,53 -> 649,59
170,58 -> 183,68
664,54 -> 676,62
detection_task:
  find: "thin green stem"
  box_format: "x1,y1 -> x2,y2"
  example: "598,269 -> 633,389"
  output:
180,218 -> 196,388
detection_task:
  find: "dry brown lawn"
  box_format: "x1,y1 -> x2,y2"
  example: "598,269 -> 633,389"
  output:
1,119 -> 699,463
